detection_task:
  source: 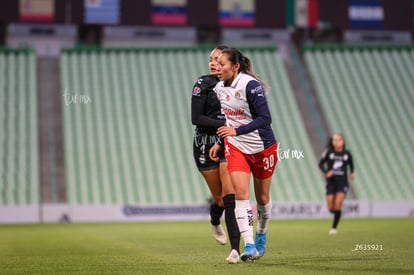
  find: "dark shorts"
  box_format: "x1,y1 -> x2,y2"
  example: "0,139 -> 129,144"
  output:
326,178 -> 349,195
193,131 -> 225,171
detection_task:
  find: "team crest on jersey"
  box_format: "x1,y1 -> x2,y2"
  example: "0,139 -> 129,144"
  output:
235,91 -> 241,99
192,86 -> 201,96
343,154 -> 348,161
329,153 -> 335,159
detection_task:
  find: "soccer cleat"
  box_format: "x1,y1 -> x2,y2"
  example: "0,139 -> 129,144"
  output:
329,228 -> 337,235
226,249 -> 240,264
240,243 -> 260,262
212,224 -> 227,245
256,232 -> 267,257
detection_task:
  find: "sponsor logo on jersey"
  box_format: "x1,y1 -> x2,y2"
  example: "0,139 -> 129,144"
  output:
333,160 -> 343,170
223,107 -> 247,120
250,85 -> 264,95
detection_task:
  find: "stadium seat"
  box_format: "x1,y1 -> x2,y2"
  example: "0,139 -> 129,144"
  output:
304,44 -> 414,200
60,47 -> 326,205
0,48 -> 39,206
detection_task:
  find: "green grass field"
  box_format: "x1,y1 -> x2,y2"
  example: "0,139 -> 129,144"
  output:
1,218 -> 413,274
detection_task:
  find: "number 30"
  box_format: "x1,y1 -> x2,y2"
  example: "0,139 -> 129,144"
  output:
263,155 -> 275,170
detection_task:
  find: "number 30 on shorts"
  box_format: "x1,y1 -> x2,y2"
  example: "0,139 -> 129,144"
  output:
263,154 -> 276,170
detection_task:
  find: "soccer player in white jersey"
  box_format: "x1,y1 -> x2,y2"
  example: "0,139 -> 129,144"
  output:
209,47 -> 279,261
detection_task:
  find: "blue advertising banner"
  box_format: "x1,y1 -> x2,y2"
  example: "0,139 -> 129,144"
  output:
349,0 -> 383,28
85,0 -> 120,24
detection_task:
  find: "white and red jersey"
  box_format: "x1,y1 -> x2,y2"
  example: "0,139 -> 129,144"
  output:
214,73 -> 277,154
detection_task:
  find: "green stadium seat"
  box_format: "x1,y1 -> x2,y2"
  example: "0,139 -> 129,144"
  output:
304,45 -> 414,200
0,49 -> 39,206
60,47 -> 325,205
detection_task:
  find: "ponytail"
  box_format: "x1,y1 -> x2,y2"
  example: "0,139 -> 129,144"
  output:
221,48 -> 269,92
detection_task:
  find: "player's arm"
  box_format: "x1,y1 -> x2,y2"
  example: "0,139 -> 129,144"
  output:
348,151 -> 355,180
191,77 -> 225,128
209,143 -> 222,162
348,151 -> 354,173
318,151 -> 328,172
235,80 -> 271,135
318,150 -> 333,178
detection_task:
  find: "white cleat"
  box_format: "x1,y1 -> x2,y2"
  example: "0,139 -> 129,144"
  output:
329,228 -> 337,235
212,224 -> 227,245
226,249 -> 240,264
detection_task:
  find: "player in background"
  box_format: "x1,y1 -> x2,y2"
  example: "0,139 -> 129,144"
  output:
191,46 -> 241,264
210,47 -> 279,261
318,133 -> 355,234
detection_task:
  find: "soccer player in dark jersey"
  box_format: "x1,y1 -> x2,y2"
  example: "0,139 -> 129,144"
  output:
191,46 -> 241,264
210,48 -> 279,261
318,133 -> 355,234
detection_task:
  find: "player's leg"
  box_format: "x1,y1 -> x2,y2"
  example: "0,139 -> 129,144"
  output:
326,181 -> 337,234
201,168 -> 226,244
231,171 -> 259,261
326,194 -> 334,213
220,161 -> 240,263
252,143 -> 278,258
225,142 -> 258,261
253,177 -> 272,258
331,191 -> 346,232
194,136 -> 226,244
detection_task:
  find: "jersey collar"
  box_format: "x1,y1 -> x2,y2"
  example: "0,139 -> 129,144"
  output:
230,72 -> 243,88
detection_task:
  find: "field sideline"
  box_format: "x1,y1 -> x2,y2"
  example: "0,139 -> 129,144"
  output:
1,218 -> 413,274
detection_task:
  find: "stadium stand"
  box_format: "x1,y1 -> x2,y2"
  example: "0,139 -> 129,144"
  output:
60,47 -> 325,205
0,48 -> 39,206
304,44 -> 414,200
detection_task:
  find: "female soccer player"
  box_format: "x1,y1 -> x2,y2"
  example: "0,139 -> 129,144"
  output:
318,133 -> 355,234
209,48 -> 279,261
191,46 -> 241,263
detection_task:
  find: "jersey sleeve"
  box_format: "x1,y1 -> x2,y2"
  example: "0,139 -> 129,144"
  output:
191,76 -> 225,128
348,150 -> 355,173
318,149 -> 329,173
235,80 -> 272,136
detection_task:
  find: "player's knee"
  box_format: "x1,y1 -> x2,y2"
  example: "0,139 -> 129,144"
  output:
256,193 -> 270,205
212,196 -> 223,207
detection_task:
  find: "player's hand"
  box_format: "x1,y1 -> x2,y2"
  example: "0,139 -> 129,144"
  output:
217,126 -> 236,138
209,144 -> 221,162
325,171 -> 334,178
349,173 -> 355,181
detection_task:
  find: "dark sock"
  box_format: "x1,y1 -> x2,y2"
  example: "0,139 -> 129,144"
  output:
332,210 -> 342,229
223,194 -> 240,253
210,202 -> 224,226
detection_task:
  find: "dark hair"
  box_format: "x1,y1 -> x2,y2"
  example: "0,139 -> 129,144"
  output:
220,47 -> 269,92
215,45 -> 229,51
325,136 -> 333,150
327,133 -> 346,150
